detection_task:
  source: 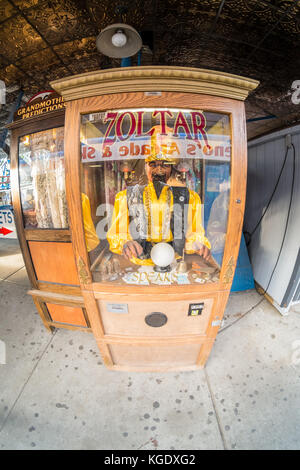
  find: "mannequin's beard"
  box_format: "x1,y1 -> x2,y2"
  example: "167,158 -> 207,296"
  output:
152,173 -> 168,184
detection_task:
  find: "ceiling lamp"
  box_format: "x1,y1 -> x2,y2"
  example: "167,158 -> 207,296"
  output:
96,22 -> 142,59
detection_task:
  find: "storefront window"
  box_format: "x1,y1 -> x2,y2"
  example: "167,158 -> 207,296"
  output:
80,109 -> 231,286
19,127 -> 68,229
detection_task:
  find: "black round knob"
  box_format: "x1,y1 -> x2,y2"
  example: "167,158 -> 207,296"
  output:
145,312 -> 168,328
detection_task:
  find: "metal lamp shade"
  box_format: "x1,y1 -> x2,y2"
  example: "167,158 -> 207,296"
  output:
96,23 -> 142,58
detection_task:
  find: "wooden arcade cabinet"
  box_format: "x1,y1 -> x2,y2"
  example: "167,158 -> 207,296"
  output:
8,67 -> 258,371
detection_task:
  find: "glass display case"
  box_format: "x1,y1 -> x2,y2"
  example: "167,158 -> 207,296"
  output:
80,109 -> 231,287
9,67 -> 258,371
19,127 -> 68,229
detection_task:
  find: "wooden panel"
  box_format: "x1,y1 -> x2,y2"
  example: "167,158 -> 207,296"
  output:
46,303 -> 87,327
108,342 -> 203,369
98,297 -> 214,337
25,229 -> 71,242
37,282 -> 82,296
28,241 -> 79,285
28,289 -> 85,307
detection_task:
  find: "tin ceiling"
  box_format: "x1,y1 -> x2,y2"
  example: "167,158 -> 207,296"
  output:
0,0 -> 299,147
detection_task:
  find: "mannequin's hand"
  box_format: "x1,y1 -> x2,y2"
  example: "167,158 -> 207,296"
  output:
122,241 -> 144,260
193,242 -> 211,261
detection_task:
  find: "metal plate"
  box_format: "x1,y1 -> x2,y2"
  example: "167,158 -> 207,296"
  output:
106,303 -> 128,314
145,312 -> 168,328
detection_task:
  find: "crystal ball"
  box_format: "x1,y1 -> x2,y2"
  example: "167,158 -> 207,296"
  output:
150,243 -> 175,267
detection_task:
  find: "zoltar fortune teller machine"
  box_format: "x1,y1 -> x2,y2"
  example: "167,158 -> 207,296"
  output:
9,67 -> 259,371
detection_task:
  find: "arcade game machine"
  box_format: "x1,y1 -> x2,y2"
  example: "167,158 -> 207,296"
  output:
9,67 -> 258,371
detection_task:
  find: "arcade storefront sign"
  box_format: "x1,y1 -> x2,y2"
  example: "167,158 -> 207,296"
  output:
81,108 -> 231,163
14,91 -> 66,121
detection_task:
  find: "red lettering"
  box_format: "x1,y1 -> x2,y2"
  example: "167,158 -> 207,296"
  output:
103,112 -> 117,145
191,112 -> 208,146
187,144 -> 196,155
116,112 -> 136,141
130,142 -> 140,156
88,147 -> 95,159
136,111 -> 144,136
152,110 -> 173,134
81,146 -> 95,159
225,146 -> 231,157
173,111 -> 192,138
102,146 -> 112,158
141,144 -> 150,155
119,145 -> 129,157
214,146 -> 224,157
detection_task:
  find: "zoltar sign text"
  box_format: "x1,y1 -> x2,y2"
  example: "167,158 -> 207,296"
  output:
81,109 -> 231,162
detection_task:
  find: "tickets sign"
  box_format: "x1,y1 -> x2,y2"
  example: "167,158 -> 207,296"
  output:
0,209 -> 17,238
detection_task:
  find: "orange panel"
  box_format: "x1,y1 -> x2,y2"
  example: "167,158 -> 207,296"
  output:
28,241 -> 79,285
46,303 -> 87,327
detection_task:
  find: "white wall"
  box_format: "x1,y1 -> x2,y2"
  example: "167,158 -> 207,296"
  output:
245,124 -> 300,307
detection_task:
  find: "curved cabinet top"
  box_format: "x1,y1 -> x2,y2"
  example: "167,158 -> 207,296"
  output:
50,66 -> 259,102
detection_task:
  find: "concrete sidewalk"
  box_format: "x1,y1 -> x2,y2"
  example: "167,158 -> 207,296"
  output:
0,239 -> 299,450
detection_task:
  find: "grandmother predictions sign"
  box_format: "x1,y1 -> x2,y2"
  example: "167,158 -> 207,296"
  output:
81,109 -> 231,163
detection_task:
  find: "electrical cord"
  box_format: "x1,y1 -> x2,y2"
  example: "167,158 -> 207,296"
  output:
244,144 -> 290,246
220,142 -> 296,332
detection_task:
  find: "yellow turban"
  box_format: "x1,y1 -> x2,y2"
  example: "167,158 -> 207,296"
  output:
145,125 -> 179,165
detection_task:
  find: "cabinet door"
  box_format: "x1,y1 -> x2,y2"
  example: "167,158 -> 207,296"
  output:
19,127 -> 68,229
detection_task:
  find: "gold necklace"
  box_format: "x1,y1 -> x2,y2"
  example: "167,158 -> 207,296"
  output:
144,184 -> 172,241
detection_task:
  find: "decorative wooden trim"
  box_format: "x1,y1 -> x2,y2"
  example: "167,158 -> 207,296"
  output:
37,282 -> 82,296
91,282 -> 224,296
77,256 -> 92,285
28,289 -> 85,308
31,297 -> 53,332
102,334 -> 211,345
6,109 -> 65,131
93,289 -> 219,301
47,321 -> 92,332
25,229 -> 71,242
81,290 -> 114,368
219,102 -> 247,289
110,364 -> 201,372
82,308 -> 91,328
222,256 -> 236,284
51,66 -> 259,102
